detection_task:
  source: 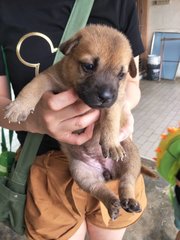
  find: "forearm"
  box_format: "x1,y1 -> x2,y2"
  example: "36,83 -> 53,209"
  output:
125,56 -> 141,110
125,79 -> 141,110
118,57 -> 141,141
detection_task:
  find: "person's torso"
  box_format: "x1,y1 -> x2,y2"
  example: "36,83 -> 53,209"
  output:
0,0 -> 139,154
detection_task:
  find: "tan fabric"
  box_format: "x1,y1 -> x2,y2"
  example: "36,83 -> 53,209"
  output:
25,150 -> 147,240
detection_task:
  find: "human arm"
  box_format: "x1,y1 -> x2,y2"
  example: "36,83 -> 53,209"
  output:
119,55 -> 141,141
125,56 -> 141,109
0,75 -> 100,145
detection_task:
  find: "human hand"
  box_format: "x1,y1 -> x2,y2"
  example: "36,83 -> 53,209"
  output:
26,89 -> 100,145
118,101 -> 134,142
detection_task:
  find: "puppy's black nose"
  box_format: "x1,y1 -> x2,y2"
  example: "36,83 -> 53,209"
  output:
98,89 -> 114,103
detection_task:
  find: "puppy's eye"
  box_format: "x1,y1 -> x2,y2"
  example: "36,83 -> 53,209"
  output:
118,67 -> 125,80
81,62 -> 95,73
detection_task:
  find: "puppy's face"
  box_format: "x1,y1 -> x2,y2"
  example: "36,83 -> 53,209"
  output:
60,25 -> 137,109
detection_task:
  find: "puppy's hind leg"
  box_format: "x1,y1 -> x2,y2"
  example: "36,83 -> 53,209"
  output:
118,139 -> 142,213
70,159 -> 121,220
119,173 -> 141,213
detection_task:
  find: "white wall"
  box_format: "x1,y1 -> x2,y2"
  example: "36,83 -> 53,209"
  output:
147,0 -> 180,76
148,0 -> 180,46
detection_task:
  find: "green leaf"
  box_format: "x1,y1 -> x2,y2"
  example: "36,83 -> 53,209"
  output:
0,151 -> 15,176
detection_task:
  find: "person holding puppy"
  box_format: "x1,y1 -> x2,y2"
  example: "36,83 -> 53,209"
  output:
0,0 -> 146,239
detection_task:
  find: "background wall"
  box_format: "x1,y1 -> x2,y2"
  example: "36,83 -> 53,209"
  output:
147,0 -> 180,48
147,0 -> 180,76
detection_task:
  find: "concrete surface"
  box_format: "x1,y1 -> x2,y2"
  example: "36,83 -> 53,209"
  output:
122,79 -> 180,240
133,78 -> 180,160
123,158 -> 178,240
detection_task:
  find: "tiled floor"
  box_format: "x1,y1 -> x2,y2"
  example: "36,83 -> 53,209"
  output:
132,78 -> 180,160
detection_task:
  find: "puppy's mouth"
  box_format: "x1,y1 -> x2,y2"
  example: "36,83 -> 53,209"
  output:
84,99 -> 115,109
76,86 -> 117,109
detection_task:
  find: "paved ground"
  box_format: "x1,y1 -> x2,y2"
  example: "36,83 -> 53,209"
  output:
133,78 -> 180,160
0,78 -> 179,239
123,78 -> 180,240
123,158 -> 178,240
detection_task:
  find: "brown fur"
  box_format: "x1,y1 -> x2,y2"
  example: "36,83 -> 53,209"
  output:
4,25 -> 154,219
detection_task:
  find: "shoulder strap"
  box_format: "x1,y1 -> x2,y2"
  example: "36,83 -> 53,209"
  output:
8,0 -> 95,193
54,0 -> 94,63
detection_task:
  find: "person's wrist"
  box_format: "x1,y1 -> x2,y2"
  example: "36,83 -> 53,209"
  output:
23,113 -> 42,134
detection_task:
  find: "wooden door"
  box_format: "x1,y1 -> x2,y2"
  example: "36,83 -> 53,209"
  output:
136,0 -> 148,71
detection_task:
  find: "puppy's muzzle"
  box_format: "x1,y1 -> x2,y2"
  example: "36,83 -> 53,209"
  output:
97,86 -> 115,104
76,83 -> 118,109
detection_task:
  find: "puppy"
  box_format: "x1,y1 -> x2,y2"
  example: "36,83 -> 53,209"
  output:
5,25 -> 150,220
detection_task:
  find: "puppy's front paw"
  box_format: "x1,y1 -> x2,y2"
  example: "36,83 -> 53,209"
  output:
120,198 -> 142,213
100,137 -> 126,161
4,101 -> 34,123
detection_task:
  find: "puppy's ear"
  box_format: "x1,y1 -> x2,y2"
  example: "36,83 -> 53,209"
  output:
59,35 -> 81,55
129,58 -> 137,78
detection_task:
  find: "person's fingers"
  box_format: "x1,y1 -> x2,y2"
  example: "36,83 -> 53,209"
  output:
40,89 -> 79,111
40,109 -> 99,144
32,89 -> 100,145
60,109 -> 100,132
119,125 -> 134,142
59,124 -> 95,145
119,122 -> 134,142
55,100 -> 92,122
119,105 -> 134,142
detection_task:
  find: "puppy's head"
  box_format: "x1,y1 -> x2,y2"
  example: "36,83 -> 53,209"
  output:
60,24 -> 137,108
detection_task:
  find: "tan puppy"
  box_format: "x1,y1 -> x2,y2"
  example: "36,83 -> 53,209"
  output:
5,25 -> 148,220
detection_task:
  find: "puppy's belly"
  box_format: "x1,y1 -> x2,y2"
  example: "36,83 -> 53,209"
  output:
80,152 -> 115,174
63,143 -> 118,179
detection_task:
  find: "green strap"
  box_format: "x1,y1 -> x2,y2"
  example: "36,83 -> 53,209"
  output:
9,0 -> 94,193
54,0 -> 94,62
